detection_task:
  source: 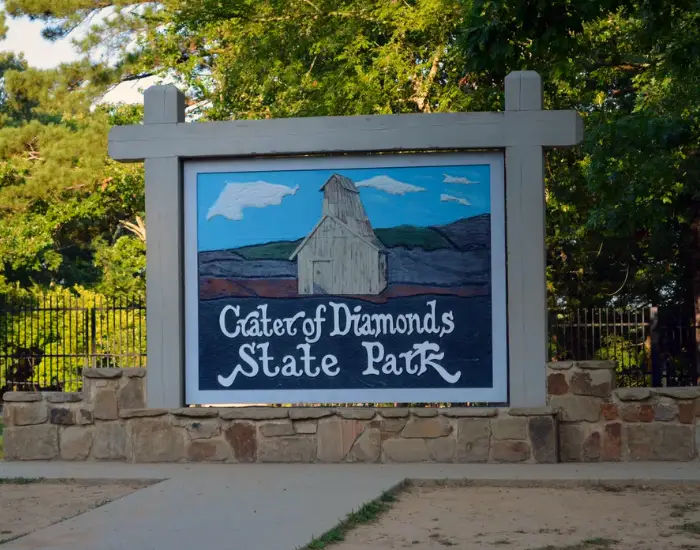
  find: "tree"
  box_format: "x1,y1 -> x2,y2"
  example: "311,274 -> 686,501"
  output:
3,0 -> 699,313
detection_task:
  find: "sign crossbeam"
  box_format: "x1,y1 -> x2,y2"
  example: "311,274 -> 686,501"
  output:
109,70 -> 582,409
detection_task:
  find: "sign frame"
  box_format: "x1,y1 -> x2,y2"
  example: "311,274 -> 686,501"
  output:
183,152 -> 507,404
108,71 -> 583,408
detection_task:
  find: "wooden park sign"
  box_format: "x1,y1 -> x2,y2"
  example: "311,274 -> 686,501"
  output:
109,71 -> 582,408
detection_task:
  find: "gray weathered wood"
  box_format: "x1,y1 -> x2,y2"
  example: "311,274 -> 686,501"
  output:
109,109 -> 581,161
505,72 -> 547,407
109,71 -> 582,408
144,156 -> 185,408
144,86 -> 185,124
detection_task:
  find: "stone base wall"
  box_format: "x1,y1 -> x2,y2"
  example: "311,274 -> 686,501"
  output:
2,362 -> 697,462
547,361 -> 700,461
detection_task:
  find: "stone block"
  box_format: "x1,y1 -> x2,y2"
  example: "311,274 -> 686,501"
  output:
575,360 -> 615,370
179,419 -> 220,440
582,431 -> 601,461
337,408 -> 376,420
4,425 -> 58,460
547,372 -> 569,395
289,408 -> 334,420
427,437 -> 456,462
440,408 -> 497,417
122,368 -> 146,378
259,436 -> 316,462
294,421 -> 317,434
601,423 -> 621,461
260,421 -> 295,437
380,418 -> 407,436
601,403 -> 618,421
410,407 -> 438,417
549,395 -> 601,422
45,392 -> 82,403
570,369 -> 613,398
529,416 -> 557,463
60,426 -> 94,460
456,418 -> 490,462
3,391 -> 42,402
348,428 -> 381,462
383,438 -> 430,462
49,407 -> 75,425
657,425 -> 695,460
678,401 -> 697,424
317,417 -> 365,462
654,387 -> 700,400
77,408 -> 93,425
93,389 -> 118,420
509,407 -> 554,416
378,408 -> 409,418
402,416 -> 451,438
220,407 -> 288,420
120,408 -> 168,418
187,439 -> 230,462
653,399 -> 678,422
625,424 -> 695,461
130,418 -> 185,462
547,361 -> 573,370
492,417 -> 527,440
491,440 -> 531,463
12,401 -> 48,425
92,422 -> 126,460
615,387 -> 651,401
172,407 -> 219,418
559,423 -> 584,462
620,404 -> 654,423
224,422 -> 257,462
83,368 -> 123,379
117,377 -> 145,410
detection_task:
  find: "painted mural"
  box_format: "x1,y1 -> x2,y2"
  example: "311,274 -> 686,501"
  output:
194,162 -> 498,398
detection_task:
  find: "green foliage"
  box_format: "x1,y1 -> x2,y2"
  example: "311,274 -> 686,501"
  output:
0,0 -> 698,312
0,288 -> 146,392
375,226 -> 451,250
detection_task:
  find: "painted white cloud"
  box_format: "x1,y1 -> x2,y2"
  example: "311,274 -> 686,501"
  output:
355,175 -> 425,195
440,193 -> 471,206
443,173 -> 477,185
207,181 -> 299,221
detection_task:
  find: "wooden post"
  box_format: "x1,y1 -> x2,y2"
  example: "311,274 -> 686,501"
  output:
108,72 -> 582,408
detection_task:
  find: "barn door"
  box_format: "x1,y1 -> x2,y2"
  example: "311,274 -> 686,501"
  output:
311,260 -> 333,294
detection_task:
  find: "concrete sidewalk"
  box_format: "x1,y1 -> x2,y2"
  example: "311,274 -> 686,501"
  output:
1,462 -> 699,550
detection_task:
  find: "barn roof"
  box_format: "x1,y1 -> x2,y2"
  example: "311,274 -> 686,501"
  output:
289,215 -> 385,260
320,173 -> 359,193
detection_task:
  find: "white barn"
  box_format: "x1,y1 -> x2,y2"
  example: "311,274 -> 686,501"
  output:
290,174 -> 388,295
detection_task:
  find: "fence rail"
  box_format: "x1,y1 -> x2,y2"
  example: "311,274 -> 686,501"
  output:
0,295 -> 146,395
549,306 -> 698,387
1,296 -> 696,393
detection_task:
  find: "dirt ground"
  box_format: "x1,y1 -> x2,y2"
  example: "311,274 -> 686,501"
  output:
0,480 -> 151,544
333,484 -> 700,550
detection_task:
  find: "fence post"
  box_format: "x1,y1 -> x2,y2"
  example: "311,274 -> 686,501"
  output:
90,306 -> 97,368
650,306 -> 662,386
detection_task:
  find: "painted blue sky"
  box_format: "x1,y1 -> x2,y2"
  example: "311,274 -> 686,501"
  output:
197,164 -> 490,251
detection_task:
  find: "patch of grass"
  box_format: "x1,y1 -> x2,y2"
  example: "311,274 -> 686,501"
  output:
0,477 -> 44,484
674,521 -> 700,535
671,502 -> 699,518
375,225 -> 452,250
233,239 -> 301,260
302,486 -> 402,549
529,538 -> 618,550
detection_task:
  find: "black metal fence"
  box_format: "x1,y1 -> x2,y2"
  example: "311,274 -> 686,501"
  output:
1,295 -> 697,393
549,306 -> 698,387
0,294 -> 146,395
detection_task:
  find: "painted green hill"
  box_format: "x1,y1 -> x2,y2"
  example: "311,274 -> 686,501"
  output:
234,239 -> 301,260
375,225 -> 451,250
